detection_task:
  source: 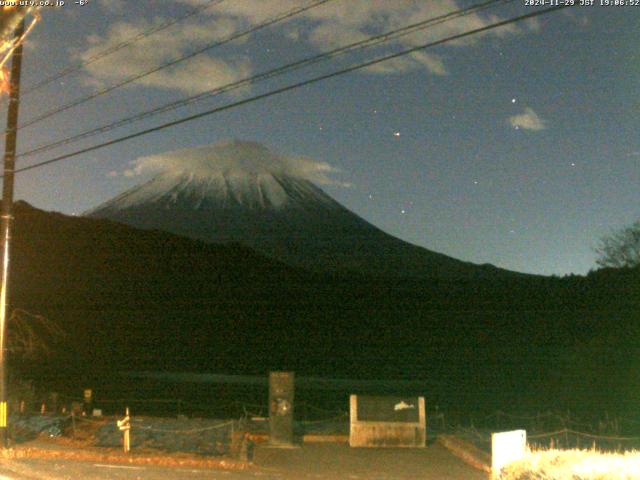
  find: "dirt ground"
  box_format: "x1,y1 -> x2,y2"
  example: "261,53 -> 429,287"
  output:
0,442 -> 489,479
252,443 -> 489,479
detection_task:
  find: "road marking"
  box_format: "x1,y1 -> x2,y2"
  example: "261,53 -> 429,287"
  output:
93,464 -> 146,470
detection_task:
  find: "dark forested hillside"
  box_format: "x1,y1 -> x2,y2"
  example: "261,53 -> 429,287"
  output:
8,201 -> 640,415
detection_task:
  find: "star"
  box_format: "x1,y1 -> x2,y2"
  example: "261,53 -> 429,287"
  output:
511,98 -> 516,104
394,132 -> 401,137
570,162 -> 576,167
401,209 -> 406,214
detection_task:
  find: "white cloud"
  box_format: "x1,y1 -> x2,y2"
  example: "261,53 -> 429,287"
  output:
525,17 -> 542,33
78,15 -> 249,95
366,51 -> 447,75
80,0 -> 540,93
508,107 -> 547,131
384,4 -> 521,48
307,21 -> 369,51
118,139 -> 350,187
301,0 -> 524,70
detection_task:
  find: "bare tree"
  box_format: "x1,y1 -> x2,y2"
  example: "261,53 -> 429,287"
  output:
595,220 -> 640,269
7,308 -> 65,359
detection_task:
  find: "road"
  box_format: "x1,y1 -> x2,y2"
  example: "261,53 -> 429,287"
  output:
0,443 -> 489,479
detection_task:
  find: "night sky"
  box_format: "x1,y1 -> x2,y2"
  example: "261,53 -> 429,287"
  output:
5,0 -> 639,276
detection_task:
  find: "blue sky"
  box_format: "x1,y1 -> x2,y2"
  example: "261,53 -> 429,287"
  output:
5,0 -> 639,275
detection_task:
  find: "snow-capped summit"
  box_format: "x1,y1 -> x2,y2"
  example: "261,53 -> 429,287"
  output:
99,169 -> 337,212
96,140 -> 342,211
86,140 -> 511,278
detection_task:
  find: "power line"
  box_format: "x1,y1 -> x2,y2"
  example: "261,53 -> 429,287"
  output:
17,0 -> 336,130
16,0 -> 227,98
9,4 -> 570,177
18,0 -> 510,158
18,0 -> 513,159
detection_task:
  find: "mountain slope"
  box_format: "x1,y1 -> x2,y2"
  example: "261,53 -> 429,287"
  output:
86,140 -> 520,279
9,201 -> 640,415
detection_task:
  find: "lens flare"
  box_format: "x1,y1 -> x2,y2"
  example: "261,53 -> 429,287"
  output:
0,67 -> 9,96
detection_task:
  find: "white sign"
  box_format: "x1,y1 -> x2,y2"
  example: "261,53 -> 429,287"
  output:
491,429 -> 526,477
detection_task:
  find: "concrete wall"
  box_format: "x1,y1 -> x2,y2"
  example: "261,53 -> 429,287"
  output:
349,395 -> 426,448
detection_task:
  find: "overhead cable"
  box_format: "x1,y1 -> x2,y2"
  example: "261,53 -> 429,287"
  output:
17,0 -> 336,130
9,4 -> 570,176
16,0 -> 227,97
18,0 -> 512,159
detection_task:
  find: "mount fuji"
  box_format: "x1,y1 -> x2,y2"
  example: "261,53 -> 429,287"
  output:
86,140 -> 515,279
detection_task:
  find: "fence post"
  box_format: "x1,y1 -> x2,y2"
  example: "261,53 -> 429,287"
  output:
124,407 -> 130,453
83,389 -> 93,416
117,407 -> 131,453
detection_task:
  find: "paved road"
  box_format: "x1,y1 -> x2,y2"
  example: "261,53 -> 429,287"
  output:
0,443 -> 489,479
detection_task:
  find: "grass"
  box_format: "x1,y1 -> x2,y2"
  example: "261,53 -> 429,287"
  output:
499,448 -> 640,479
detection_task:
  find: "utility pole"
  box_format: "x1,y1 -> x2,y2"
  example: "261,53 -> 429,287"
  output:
0,19 -> 25,448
